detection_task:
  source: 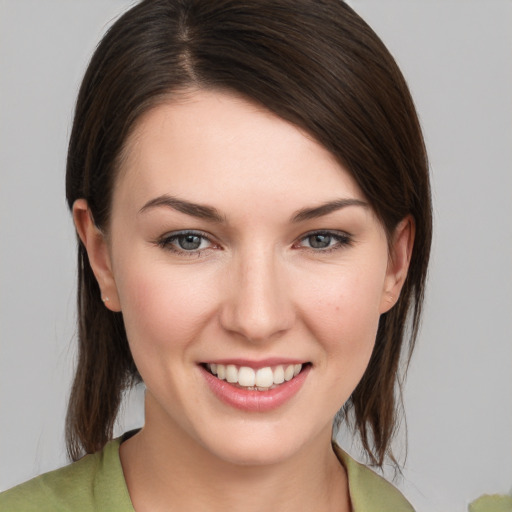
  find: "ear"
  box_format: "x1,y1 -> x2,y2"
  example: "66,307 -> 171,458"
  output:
72,199 -> 121,312
379,215 -> 415,314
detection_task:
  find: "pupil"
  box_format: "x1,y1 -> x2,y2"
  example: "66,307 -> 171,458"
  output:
309,234 -> 331,249
179,235 -> 201,250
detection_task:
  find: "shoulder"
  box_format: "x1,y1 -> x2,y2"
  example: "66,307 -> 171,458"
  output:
0,436 -> 134,512
333,443 -> 415,512
0,453 -> 102,512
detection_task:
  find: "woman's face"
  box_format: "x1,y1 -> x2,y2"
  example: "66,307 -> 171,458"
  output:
81,90 -> 409,466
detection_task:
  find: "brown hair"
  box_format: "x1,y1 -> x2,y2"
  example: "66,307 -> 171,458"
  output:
65,0 -> 431,466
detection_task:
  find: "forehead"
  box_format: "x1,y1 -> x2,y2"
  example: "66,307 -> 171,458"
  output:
114,90 -> 366,216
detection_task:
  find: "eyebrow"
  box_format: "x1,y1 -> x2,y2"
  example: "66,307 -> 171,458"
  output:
291,198 -> 369,222
138,194 -> 225,222
139,194 -> 368,224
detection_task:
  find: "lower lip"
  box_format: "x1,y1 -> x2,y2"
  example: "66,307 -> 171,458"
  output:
200,365 -> 310,412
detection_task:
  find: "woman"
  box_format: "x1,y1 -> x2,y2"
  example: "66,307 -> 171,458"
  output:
1,0 -> 431,510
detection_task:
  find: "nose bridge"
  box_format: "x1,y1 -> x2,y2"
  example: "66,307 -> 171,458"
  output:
220,246 -> 293,342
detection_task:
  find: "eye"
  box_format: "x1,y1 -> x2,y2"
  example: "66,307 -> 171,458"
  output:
175,233 -> 206,250
156,230 -> 215,254
296,231 -> 352,251
307,233 -> 334,249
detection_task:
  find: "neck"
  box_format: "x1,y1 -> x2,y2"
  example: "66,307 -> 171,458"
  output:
120,412 -> 350,512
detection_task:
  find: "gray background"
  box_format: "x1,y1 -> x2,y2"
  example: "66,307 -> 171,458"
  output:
1,1 -> 511,511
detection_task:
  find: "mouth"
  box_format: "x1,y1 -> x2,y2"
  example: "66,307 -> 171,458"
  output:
203,362 -> 309,391
200,360 -> 311,411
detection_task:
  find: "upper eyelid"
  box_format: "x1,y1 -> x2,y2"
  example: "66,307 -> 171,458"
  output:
297,229 -> 352,240
160,229 -> 213,241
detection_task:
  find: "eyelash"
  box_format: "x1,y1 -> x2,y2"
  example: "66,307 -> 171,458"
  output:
155,230 -> 217,257
294,230 -> 353,253
155,230 -> 353,256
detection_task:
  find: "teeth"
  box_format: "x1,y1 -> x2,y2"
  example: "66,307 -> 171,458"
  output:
207,363 -> 303,389
273,365 -> 285,384
284,365 -> 295,381
255,367 -> 274,388
238,366 -> 256,386
225,364 -> 238,383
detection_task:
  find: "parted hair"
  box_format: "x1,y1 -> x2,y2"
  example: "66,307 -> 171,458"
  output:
65,0 -> 432,466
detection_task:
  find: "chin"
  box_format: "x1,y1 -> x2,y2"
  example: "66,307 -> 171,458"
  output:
194,419 -> 327,468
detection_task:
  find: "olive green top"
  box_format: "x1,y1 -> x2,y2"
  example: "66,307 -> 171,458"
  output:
0,435 -> 414,511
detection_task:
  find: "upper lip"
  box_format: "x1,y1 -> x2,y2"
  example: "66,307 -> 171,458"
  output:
201,358 -> 308,369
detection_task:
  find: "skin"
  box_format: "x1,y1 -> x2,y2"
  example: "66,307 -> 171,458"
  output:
74,89 -> 413,512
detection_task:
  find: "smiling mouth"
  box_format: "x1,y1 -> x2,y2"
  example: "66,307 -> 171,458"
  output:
203,363 -> 308,391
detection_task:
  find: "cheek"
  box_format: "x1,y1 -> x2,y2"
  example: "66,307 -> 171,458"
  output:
298,259 -> 386,363
113,258 -> 219,357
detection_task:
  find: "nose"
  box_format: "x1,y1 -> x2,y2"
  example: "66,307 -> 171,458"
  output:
219,249 -> 295,343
